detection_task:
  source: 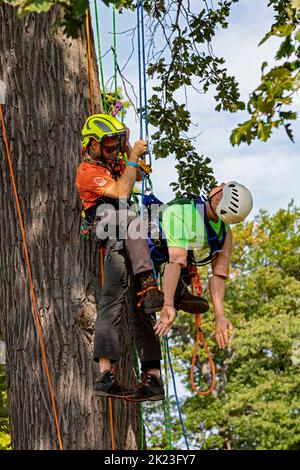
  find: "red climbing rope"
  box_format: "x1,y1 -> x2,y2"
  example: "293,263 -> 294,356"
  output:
0,103 -> 63,450
189,264 -> 216,396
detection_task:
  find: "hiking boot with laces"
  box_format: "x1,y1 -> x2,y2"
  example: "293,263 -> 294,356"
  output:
137,271 -> 164,315
174,277 -> 210,314
94,370 -> 134,399
128,372 -> 165,402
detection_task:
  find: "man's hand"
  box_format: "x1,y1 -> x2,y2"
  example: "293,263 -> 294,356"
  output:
153,305 -> 176,337
215,316 -> 233,349
131,139 -> 147,161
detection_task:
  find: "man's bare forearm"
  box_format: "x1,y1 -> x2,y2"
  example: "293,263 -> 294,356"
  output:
114,165 -> 138,196
163,263 -> 181,306
104,143 -> 145,198
209,274 -> 226,318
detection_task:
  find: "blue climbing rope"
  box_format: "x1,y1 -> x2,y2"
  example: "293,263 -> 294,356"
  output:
140,0 -> 150,149
166,337 -> 190,450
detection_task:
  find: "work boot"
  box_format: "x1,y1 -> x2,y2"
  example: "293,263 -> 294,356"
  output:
127,372 -> 165,402
174,277 -> 210,314
94,370 -> 134,399
137,271 -> 164,315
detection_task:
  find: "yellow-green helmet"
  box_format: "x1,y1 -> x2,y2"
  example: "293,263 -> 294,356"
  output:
81,114 -> 126,149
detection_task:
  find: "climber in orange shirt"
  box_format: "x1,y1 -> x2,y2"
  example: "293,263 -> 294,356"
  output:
76,114 -> 165,402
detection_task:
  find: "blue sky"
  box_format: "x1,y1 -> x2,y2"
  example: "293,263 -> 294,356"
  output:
90,0 -> 300,216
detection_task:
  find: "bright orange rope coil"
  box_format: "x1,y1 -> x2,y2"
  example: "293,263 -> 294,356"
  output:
189,264 -> 216,396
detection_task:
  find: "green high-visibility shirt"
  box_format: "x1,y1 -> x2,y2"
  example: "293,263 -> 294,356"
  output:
161,198 -> 228,253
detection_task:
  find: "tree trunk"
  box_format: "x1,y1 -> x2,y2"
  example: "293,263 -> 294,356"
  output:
0,4 -> 142,450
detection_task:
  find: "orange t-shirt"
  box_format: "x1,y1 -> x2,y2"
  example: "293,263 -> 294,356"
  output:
76,160 -> 126,210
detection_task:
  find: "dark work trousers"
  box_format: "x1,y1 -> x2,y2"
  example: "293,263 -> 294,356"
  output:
93,214 -> 162,365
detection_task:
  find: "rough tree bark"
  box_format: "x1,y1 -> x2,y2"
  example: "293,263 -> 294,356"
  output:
0,4 -> 142,450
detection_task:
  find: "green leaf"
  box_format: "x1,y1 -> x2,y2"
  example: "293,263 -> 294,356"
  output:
283,123 -> 295,142
257,121 -> 271,141
275,36 -> 295,59
258,30 -> 273,46
272,24 -> 295,38
295,29 -> 300,41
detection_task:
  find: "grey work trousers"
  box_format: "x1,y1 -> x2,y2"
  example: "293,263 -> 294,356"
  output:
93,214 -> 161,365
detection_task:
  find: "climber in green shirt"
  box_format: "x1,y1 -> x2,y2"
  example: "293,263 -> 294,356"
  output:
154,182 -> 253,350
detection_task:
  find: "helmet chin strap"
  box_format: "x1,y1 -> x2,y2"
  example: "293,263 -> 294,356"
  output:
207,188 -> 223,218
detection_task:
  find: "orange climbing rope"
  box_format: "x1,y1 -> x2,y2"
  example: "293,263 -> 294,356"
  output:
99,248 -> 105,289
0,104 -> 63,450
189,264 -> 216,396
108,397 -> 115,449
85,9 -> 94,115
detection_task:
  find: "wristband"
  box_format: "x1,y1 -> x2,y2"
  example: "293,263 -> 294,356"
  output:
126,161 -> 139,168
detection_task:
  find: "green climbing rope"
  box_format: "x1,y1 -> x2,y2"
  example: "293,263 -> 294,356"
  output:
112,4 -> 118,101
94,0 -> 107,113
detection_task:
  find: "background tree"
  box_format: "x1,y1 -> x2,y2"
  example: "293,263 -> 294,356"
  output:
0,4 -> 142,450
146,204 -> 300,450
231,0 -> 300,145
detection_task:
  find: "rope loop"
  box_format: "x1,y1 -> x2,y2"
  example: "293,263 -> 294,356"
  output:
188,265 -> 216,397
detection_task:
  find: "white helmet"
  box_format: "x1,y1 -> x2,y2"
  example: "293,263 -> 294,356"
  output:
216,181 -> 253,224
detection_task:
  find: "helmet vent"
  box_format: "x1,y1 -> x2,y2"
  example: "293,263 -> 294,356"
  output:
232,196 -> 239,202
220,209 -> 227,214
231,202 -> 239,208
229,183 -> 236,188
229,207 -> 238,213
